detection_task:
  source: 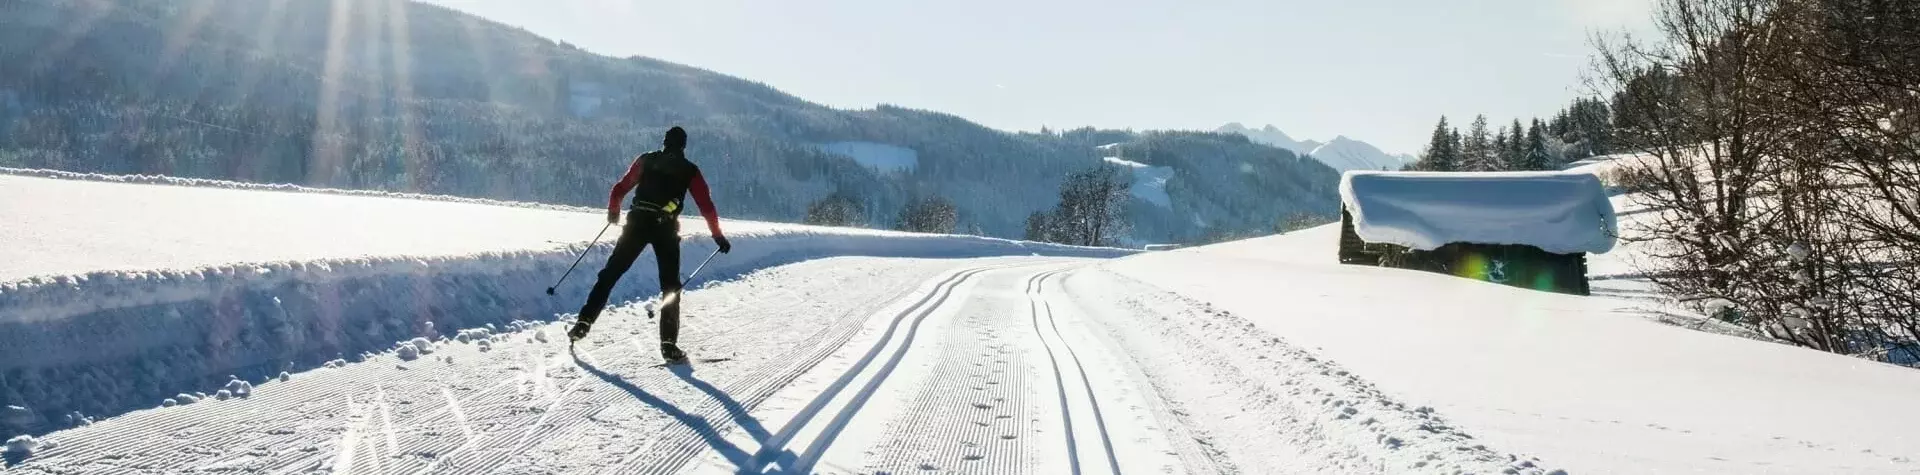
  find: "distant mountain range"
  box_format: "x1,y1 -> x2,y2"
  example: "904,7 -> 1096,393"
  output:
0,0 -> 1340,245
1216,123 -> 1415,172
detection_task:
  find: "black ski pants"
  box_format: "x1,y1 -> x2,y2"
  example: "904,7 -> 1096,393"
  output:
578,209 -> 682,343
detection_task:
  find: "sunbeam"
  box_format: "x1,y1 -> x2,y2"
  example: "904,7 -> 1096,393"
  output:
312,0 -> 357,185
232,0 -> 292,103
27,0 -> 113,75
156,0 -> 218,79
456,15 -> 499,104
384,0 -> 429,192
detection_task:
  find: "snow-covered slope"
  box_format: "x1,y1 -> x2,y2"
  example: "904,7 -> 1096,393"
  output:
1216,124 -> 1411,172
1309,136 -> 1413,172
1109,226 -> 1920,474
817,141 -> 919,174
1100,156 -> 1174,208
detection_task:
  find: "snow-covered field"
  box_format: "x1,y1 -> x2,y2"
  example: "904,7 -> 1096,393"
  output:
817,142 -> 920,174
4,171 -> 1918,474
1101,156 -> 1174,208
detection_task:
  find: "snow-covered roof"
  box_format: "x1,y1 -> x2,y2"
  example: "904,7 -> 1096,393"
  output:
1339,170 -> 1617,254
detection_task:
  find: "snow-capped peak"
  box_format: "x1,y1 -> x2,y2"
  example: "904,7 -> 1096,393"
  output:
1308,136 -> 1412,172
1217,124 -> 1411,172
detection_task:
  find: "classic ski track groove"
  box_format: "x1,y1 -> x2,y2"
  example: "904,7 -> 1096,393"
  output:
751,263 -> 1028,474
864,266 -> 1042,474
1030,269 -> 1124,475
1036,271 -> 1121,475
618,263 -> 1025,475
1053,271 -> 1236,474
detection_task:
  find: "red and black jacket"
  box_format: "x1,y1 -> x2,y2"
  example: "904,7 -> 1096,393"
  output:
608,149 -> 724,239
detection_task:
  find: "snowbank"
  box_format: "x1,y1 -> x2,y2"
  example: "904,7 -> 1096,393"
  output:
1101,156 -> 1174,208
1110,224 -> 1920,474
0,173 -> 1129,439
0,167 -> 593,213
817,141 -> 919,173
1339,170 -> 1617,254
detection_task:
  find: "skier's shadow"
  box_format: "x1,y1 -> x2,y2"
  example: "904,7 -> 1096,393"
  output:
572,350 -> 801,473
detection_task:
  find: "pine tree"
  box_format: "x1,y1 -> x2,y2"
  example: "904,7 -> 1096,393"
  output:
1506,119 -> 1529,170
1492,127 -> 1512,171
896,195 -> 959,233
1024,212 -> 1052,242
1523,119 -> 1553,170
1417,116 -> 1460,171
1462,115 -> 1492,171
804,190 -> 866,227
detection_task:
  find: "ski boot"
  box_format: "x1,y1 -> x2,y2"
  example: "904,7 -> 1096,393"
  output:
661,341 -> 688,365
567,320 -> 593,343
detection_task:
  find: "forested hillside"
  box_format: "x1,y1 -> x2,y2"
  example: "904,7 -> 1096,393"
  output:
0,0 -> 1336,242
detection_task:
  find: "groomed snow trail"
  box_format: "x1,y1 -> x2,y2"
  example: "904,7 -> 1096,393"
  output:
13,259 -> 1241,475
5,257 -> 1012,474
11,254 -> 1556,475
715,265 -> 1197,475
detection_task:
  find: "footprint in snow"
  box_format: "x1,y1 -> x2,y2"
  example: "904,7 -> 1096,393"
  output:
971,402 -> 993,409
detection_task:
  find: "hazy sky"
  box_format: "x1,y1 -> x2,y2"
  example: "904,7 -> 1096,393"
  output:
418,0 -> 1653,154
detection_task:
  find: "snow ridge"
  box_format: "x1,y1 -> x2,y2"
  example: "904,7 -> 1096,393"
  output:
0,167 -> 599,214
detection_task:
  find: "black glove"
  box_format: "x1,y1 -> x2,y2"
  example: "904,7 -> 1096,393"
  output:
715,236 -> 732,254
606,209 -> 620,224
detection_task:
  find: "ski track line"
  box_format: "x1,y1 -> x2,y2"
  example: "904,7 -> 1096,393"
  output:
864,266 -> 1041,475
348,260 -> 1003,474
1038,271 -> 1125,475
1027,270 -> 1083,475
783,265 -> 1012,473
1052,272 -> 1237,474
746,263 -> 1034,474
617,267 -> 956,475
276,261 -> 988,474
612,262 -> 1027,475
1029,269 -> 1125,475
300,264 -> 902,475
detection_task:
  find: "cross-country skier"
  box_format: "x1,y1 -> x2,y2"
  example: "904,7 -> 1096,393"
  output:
569,126 -> 730,363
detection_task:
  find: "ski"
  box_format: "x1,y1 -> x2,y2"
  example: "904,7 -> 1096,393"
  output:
651,357 -> 731,368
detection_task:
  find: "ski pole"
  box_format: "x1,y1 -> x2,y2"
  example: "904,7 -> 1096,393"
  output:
684,248 -> 722,284
546,222 -> 615,295
650,248 -> 722,319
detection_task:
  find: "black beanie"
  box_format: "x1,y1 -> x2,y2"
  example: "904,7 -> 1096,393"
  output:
664,126 -> 688,150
